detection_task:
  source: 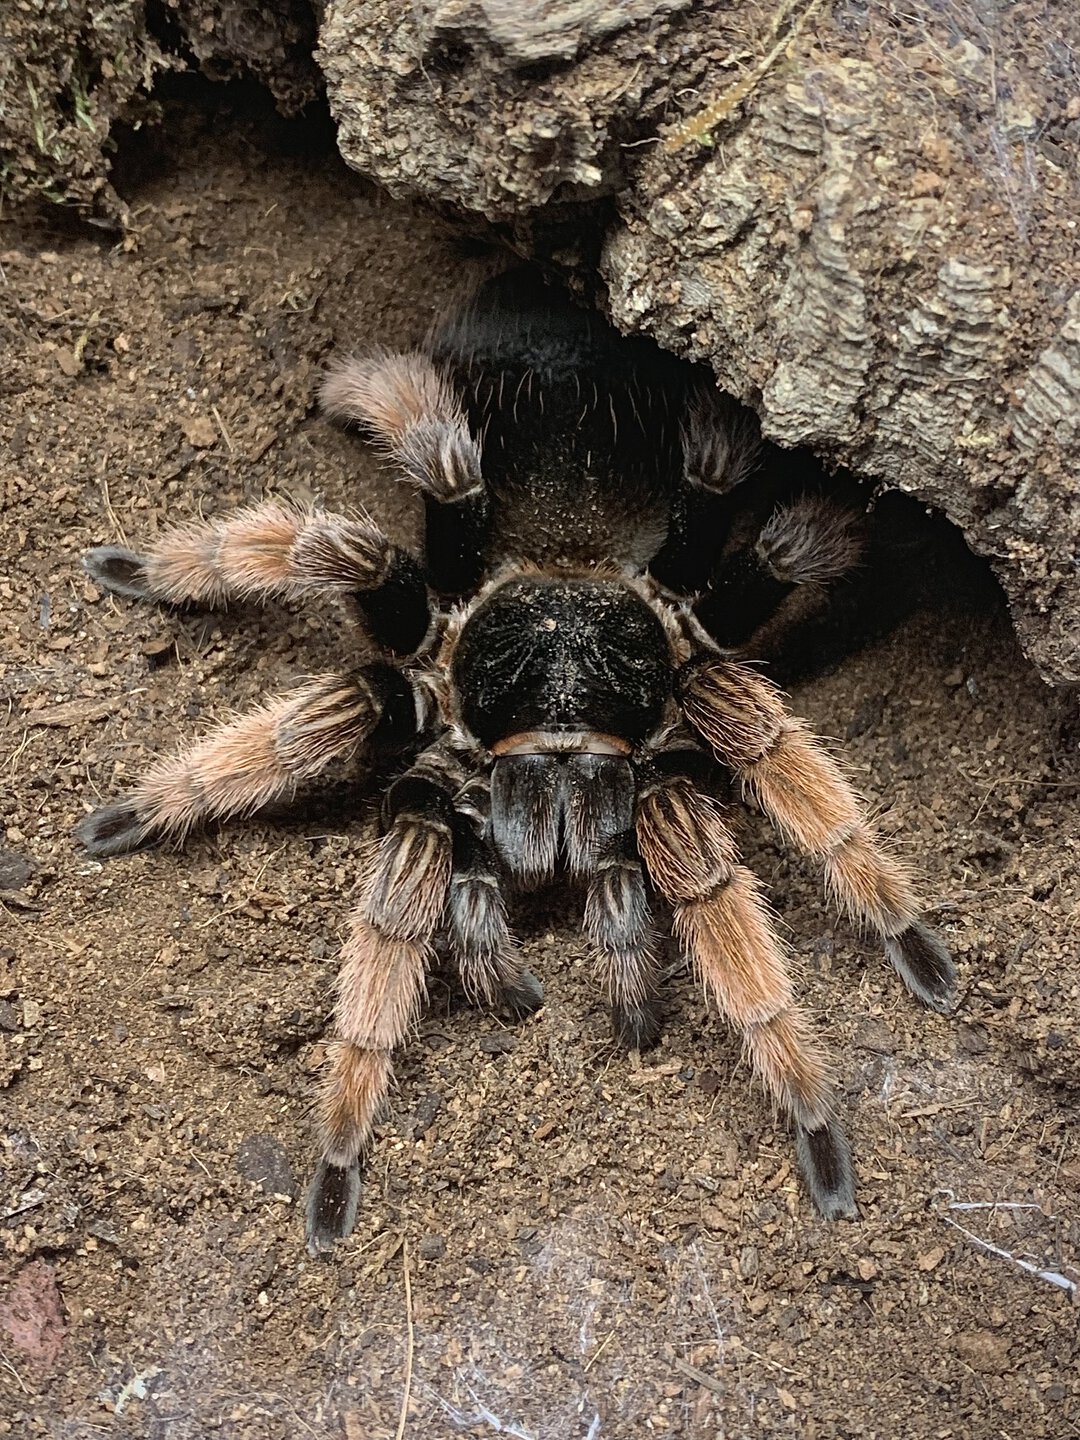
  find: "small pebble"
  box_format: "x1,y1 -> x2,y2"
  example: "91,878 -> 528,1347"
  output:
0,848 -> 36,891
479,1034 -> 516,1055
412,1091 -> 443,1140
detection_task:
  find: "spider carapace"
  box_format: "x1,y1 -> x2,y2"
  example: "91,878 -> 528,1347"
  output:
77,269 -> 955,1249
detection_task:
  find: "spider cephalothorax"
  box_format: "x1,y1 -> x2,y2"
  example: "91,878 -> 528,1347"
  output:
77,268 -> 955,1250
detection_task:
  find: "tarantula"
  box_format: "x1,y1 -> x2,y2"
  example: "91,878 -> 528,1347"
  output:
76,269 -> 955,1250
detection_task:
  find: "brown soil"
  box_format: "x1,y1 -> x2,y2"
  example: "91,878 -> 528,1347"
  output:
1,94 -> 1078,1440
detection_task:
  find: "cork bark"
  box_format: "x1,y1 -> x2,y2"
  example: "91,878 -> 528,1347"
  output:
320,0 -> 1080,683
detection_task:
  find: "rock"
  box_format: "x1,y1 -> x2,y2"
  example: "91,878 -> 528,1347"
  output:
181,415 -> 218,449
739,1245 -> 760,1279
412,1091 -> 443,1141
479,1034 -> 517,1055
0,848 -> 36,891
955,1329 -> 1012,1375
853,1018 -> 896,1054
418,1233 -> 446,1261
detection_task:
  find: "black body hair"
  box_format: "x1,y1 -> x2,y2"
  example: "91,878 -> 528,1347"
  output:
452,576 -> 673,748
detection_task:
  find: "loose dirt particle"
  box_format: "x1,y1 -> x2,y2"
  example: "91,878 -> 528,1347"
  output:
181,415 -> 218,449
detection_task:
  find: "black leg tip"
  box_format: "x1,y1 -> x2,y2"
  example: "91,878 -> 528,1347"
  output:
795,1121 -> 858,1221
612,999 -> 663,1053
886,921 -> 956,1013
305,1160 -> 361,1253
502,969 -> 544,1019
75,799 -> 153,857
82,545 -> 152,600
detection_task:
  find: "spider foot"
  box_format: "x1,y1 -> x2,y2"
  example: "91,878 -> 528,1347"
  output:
886,921 -> 956,1013
502,969 -> 544,1019
305,1159 -> 361,1253
76,799 -> 153,857
612,998 -> 662,1052
82,545 -> 152,600
795,1120 -> 858,1221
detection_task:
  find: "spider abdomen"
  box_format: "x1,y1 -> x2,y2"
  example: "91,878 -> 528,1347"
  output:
438,268 -> 686,570
450,577 -> 674,751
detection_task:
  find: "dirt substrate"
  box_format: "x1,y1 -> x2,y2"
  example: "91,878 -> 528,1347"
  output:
1,96 -> 1078,1440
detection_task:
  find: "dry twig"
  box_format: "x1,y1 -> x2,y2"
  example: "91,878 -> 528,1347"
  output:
394,1240 -> 415,1440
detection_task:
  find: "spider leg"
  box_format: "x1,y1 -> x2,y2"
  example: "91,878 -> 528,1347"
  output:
83,500 -> 431,656
320,351 -> 482,502
693,493 -> 867,653
649,382 -> 761,595
320,351 -> 489,596
647,382 -> 868,663
584,831 -> 662,1051
636,768 -> 855,1219
76,665 -> 417,855
306,745 -> 459,1250
445,775 -> 544,1017
680,658 -> 955,1010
